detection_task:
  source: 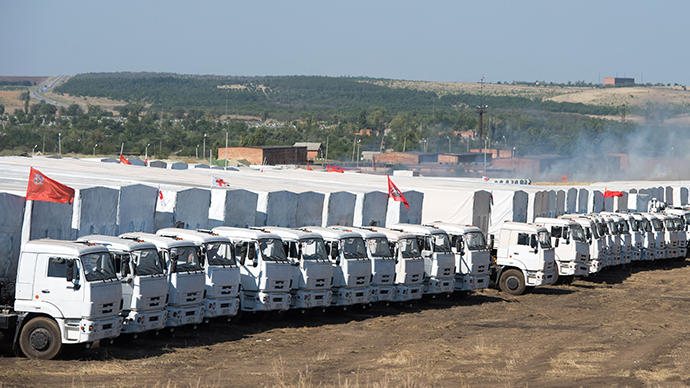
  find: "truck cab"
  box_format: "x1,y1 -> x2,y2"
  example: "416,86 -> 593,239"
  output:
361,227 -> 425,303
331,226 -> 396,304
630,213 -> 657,261
7,239 -> 123,359
119,233 -> 205,328
211,227 -> 292,313
658,214 -> 683,259
301,227 -> 373,308
664,207 -> 690,258
534,217 -> 590,282
490,222 -> 556,295
589,215 -> 615,267
560,215 -> 606,274
389,224 -> 456,296
423,222 -> 491,293
601,214 -> 632,265
156,229 -> 241,320
611,213 -> 643,262
640,213 -> 666,260
77,235 -> 168,335
256,227 -> 333,311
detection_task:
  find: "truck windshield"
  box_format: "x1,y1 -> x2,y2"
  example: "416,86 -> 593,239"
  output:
571,225 -> 586,242
596,222 -> 608,236
399,238 -> 421,258
651,218 -> 664,232
465,232 -> 486,250
170,246 -> 202,272
259,239 -> 288,262
673,218 -> 684,231
538,231 -> 552,249
588,223 -> 600,239
629,219 -> 639,232
132,248 -> 165,276
639,219 -> 652,233
367,237 -> 392,258
80,252 -> 118,281
341,237 -> 368,259
606,221 -> 619,235
432,233 -> 452,253
664,218 -> 676,231
204,242 -> 236,267
619,221 -> 630,234
300,238 -> 328,261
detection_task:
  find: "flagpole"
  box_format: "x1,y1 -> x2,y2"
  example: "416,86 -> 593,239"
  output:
120,143 -> 124,156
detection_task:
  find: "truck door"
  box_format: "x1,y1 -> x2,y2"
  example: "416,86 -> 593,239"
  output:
512,232 -> 533,264
37,254 -> 85,317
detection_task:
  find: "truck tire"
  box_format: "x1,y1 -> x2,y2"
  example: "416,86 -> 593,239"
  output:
499,269 -> 526,295
19,317 -> 63,360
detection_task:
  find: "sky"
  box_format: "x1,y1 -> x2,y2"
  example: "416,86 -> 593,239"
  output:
2,0 -> 689,85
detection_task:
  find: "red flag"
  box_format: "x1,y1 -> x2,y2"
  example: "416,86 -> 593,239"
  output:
26,167 -> 75,205
307,160 -> 313,171
604,190 -> 623,198
120,154 -> 131,165
387,174 -> 409,210
561,174 -> 568,182
212,176 -> 228,187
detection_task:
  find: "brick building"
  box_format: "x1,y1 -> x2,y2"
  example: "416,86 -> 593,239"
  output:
218,146 -> 307,165
604,77 -> 635,86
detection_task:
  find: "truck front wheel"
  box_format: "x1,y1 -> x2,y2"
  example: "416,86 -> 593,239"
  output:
19,317 -> 63,360
499,269 -> 526,295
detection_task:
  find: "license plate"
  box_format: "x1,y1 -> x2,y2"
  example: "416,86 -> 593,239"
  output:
103,330 -> 113,338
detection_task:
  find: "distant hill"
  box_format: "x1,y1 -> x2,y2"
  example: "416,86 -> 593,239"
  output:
54,72 -> 626,119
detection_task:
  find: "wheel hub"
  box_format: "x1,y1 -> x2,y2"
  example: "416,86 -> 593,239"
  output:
29,328 -> 51,351
506,277 -> 520,290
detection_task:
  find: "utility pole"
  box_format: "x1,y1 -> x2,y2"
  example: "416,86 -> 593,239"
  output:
225,130 -> 228,169
476,76 -> 488,154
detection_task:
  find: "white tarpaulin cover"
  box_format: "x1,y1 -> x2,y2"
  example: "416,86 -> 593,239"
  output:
0,193 -> 24,281
26,200 -> 73,241
566,188 -> 577,214
296,191 -> 324,227
118,184 -> 158,234
490,190 -> 528,232
673,187 -> 688,206
578,189 -> 589,214
174,188 -> 211,230
257,190 -> 298,227
556,190 -> 565,217
615,192 -> 628,212
353,191 -> 388,227
72,186 -> 119,238
209,189 -> 258,228
324,191 -> 356,226
388,190 -> 423,226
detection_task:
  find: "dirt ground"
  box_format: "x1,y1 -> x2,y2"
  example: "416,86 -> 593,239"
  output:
2,260 -> 690,388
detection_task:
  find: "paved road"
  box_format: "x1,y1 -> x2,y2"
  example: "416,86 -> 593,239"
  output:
30,75 -> 68,107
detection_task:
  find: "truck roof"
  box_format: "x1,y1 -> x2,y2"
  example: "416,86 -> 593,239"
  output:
423,222 -> 482,235
256,227 -> 323,241
330,225 -> 387,240
358,226 -> 416,241
298,226 -> 361,240
534,217 -> 577,227
22,239 -> 111,256
390,223 -> 448,236
212,226 -> 281,241
77,234 -> 157,252
497,222 -> 548,234
156,228 -> 231,245
118,232 -> 196,249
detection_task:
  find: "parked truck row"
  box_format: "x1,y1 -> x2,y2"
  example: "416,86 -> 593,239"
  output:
1,206 -> 687,360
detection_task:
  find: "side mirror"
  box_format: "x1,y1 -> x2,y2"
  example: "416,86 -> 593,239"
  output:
554,239 -> 559,248
66,260 -> 74,282
252,258 -> 258,267
488,235 -> 495,251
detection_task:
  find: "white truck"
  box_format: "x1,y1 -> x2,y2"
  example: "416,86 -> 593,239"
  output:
77,235 -> 168,336
119,233 -> 205,328
640,213 -> 666,260
424,222 -> 491,293
560,215 -> 606,274
664,207 -> 690,258
331,226 -> 396,304
156,229 -> 241,320
489,222 -> 556,295
534,217 -> 589,283
361,227 -> 425,303
301,227 -> 373,309
658,214 -> 684,259
256,227 -> 333,311
629,213 -> 657,261
609,213 -> 644,262
211,227 -> 292,313
0,239 -> 123,359
389,224 -> 456,296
